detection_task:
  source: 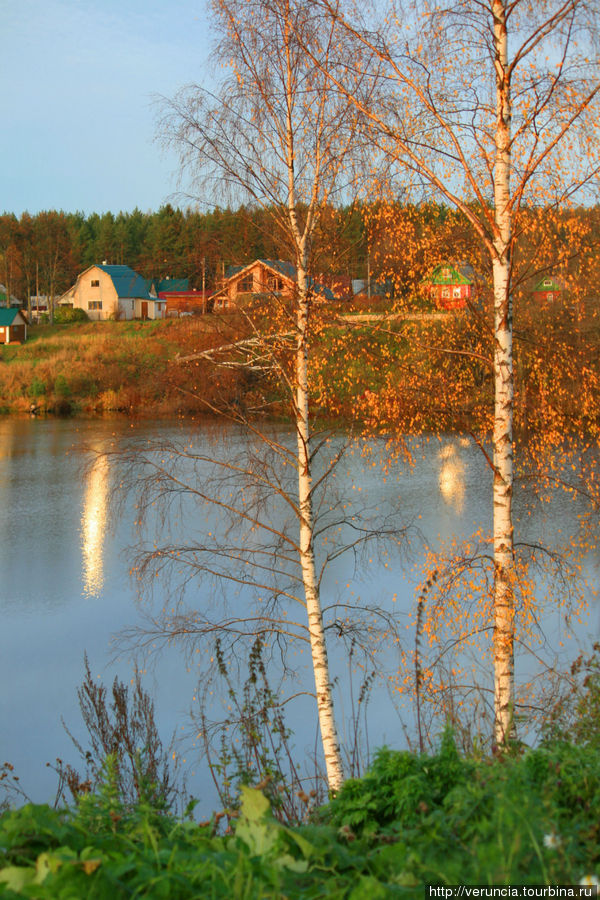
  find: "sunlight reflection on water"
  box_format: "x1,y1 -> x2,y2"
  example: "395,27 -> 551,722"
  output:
81,454 -> 109,597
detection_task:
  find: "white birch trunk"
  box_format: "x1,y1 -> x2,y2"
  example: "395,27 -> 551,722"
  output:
282,18 -> 344,788
294,261 -> 344,791
492,0 -> 515,746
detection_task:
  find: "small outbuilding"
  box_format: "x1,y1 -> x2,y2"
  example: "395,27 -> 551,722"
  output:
147,277 -> 190,297
162,290 -> 212,316
0,308 -> 28,344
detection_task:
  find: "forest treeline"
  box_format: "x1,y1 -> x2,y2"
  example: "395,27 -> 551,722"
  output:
2,201 -> 600,305
0,204 -> 366,303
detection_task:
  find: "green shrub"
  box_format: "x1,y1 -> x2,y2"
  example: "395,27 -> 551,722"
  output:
53,374 -> 71,397
543,642 -> 600,750
28,376 -> 46,398
322,729 -> 471,837
53,307 -> 89,324
1,740 -> 599,897
0,776 -> 352,899
319,735 -> 600,887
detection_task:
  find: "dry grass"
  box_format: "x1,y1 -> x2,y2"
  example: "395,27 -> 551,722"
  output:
0,318 -> 250,416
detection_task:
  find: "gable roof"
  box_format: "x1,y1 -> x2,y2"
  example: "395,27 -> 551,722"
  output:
259,259 -> 297,281
0,308 -> 26,326
0,286 -> 21,306
224,259 -> 297,282
147,277 -> 190,294
427,263 -> 473,286
95,265 -> 152,300
220,259 -> 335,300
533,276 -> 563,292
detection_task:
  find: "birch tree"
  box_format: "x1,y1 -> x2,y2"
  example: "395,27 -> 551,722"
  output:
313,0 -> 600,745
135,0 -> 383,792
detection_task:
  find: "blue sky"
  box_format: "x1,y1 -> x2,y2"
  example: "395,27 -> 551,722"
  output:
2,0 -> 213,216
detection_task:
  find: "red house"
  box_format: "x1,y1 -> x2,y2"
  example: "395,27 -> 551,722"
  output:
423,263 -> 473,310
532,277 -> 563,303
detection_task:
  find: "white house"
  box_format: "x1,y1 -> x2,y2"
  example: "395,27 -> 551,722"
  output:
59,265 -> 165,321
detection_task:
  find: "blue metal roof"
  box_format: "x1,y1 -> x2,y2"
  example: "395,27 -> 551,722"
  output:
311,282 -> 335,301
225,265 -> 245,278
0,308 -> 25,326
260,260 -> 335,300
259,259 -> 297,280
157,278 -> 189,293
145,277 -> 190,294
97,265 -> 152,300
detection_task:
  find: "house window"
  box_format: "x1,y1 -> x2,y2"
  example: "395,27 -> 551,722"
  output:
91,279 -> 100,287
441,287 -> 450,299
88,300 -> 103,310
453,287 -> 462,298
267,275 -> 283,292
442,268 -> 451,279
237,275 -> 254,293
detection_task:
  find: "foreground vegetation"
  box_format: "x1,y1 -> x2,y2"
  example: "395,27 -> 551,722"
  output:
1,736 -> 598,898
3,601 -> 600,898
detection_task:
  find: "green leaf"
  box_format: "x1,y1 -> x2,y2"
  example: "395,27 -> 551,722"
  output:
283,827 -> 317,860
273,853 -> 309,873
0,865 -> 36,892
348,875 -> 390,899
235,788 -> 284,858
239,787 -> 271,823
34,852 -> 59,884
235,819 -> 279,857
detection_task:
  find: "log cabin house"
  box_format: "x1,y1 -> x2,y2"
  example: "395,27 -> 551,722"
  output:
211,259 -> 335,310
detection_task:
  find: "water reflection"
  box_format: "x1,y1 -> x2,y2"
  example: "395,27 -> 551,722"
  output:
438,441 -> 466,513
1,419 -> 597,810
81,454 -> 109,597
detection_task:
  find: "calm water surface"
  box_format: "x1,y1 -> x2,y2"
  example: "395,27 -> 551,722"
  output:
0,417 -> 597,812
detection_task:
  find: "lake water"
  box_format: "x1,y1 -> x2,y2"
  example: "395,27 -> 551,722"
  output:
0,417 -> 597,814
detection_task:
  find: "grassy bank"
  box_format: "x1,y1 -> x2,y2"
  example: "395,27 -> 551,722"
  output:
1,305 -> 597,437
0,319 -> 252,417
